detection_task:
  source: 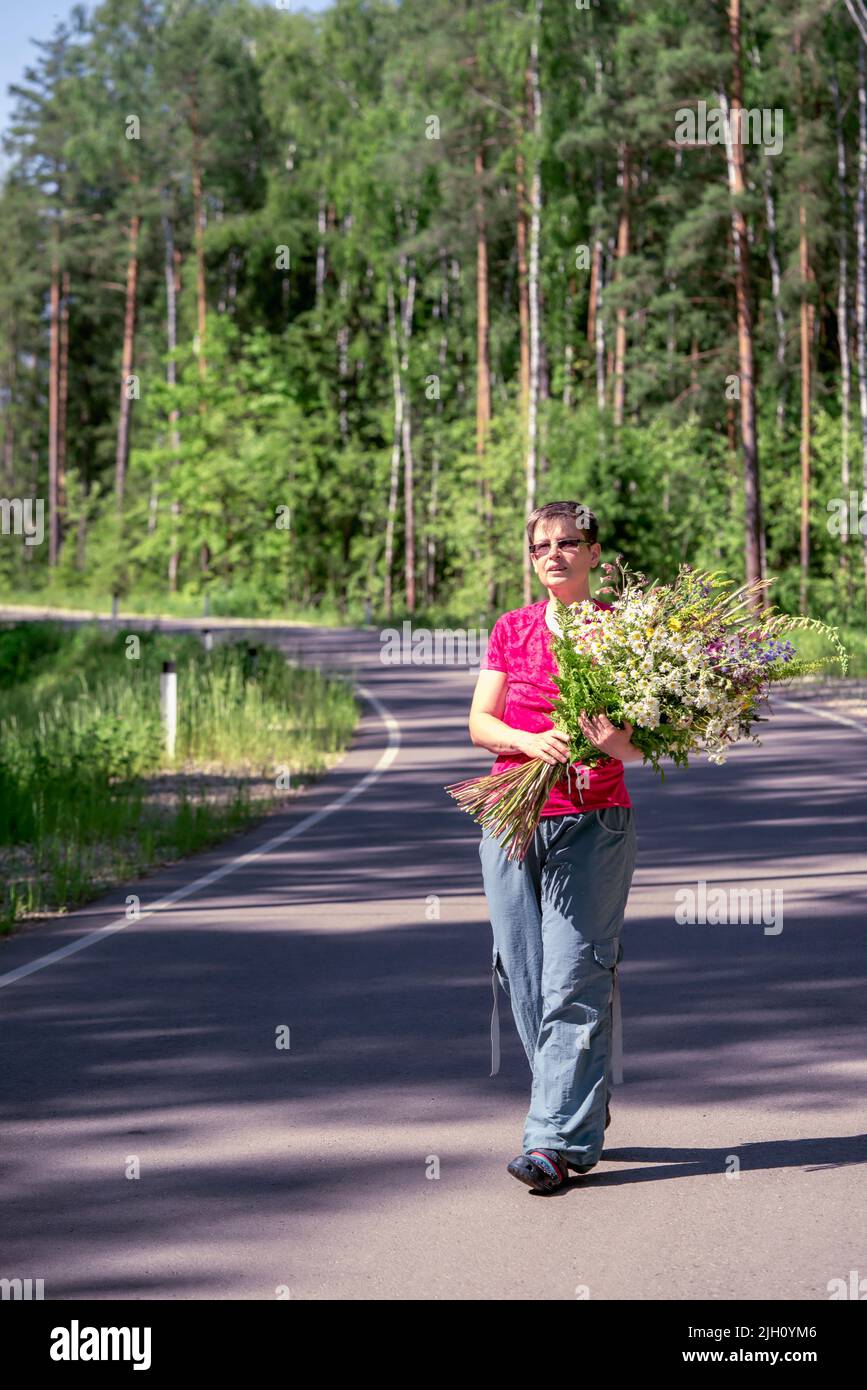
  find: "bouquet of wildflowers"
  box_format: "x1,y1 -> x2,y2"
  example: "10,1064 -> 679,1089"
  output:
445,556 -> 849,861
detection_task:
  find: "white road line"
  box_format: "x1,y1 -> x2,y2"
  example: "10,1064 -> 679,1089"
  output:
0,684 -> 399,991
776,696 -> 867,735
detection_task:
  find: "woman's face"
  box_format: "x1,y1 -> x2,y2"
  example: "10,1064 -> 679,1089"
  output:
530,515 -> 601,598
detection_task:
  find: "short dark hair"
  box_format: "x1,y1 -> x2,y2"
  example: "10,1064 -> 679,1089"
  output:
526,501 -> 599,548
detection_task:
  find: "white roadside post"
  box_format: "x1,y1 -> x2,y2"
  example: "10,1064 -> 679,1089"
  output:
202,628 -> 213,652
160,660 -> 177,760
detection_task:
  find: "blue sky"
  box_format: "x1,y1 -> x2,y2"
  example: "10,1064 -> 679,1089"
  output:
0,0 -> 333,164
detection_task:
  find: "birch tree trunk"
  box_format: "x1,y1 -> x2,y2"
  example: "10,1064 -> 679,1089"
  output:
398,218 -> 418,613
563,275 -> 575,407
114,212 -> 140,512
58,268 -> 69,549
48,226 -> 60,565
316,192 -> 327,315
401,394 -> 416,613
606,237 -> 616,388
189,99 -> 207,382
595,226 -> 606,411
2,338 -> 15,489
588,235 -> 600,347
384,276 -> 403,619
337,213 -> 352,446
426,249 -> 449,603
452,256 -> 466,406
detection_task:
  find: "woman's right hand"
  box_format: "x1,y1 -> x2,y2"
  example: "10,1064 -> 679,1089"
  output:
518,727 -> 572,765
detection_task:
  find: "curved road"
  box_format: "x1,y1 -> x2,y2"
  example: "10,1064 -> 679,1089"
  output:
1,612 -> 866,1300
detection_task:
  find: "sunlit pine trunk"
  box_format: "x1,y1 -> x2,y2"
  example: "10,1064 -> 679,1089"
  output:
798,194 -> 814,616
591,56 -> 606,413
831,66 -> 852,609
475,141 -> 493,606
857,42 -> 867,619
793,28 -> 814,616
516,140 -> 530,425
524,2 -> 542,605
612,145 -> 630,428
719,0 -> 764,609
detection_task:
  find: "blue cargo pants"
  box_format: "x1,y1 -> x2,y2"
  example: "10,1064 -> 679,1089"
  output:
479,805 -> 637,1170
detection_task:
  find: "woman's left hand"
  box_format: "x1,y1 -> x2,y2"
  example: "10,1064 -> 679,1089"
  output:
578,710 -> 634,760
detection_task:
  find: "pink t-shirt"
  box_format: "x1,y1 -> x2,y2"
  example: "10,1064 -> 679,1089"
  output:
480,596 -> 633,817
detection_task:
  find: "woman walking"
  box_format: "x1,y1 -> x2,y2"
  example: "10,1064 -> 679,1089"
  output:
469,501 -> 644,1193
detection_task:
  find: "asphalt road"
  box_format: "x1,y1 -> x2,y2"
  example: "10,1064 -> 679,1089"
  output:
1,610 -> 866,1300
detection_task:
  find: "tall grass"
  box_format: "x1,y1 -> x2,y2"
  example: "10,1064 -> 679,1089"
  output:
0,623 -> 358,932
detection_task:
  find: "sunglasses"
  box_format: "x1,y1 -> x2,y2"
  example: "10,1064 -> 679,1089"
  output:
528,537 -> 595,559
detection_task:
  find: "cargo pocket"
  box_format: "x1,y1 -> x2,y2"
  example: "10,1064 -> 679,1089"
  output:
591,936 -> 624,1085
492,945 -> 509,990
490,946 -> 508,1078
592,937 -> 623,970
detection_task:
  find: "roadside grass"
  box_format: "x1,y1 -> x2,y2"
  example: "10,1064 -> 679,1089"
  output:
780,622 -> 865,678
0,622 -> 359,934
0,578 -> 357,627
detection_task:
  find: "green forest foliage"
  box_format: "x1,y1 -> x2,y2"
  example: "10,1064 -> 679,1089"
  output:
0,0 -> 865,631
